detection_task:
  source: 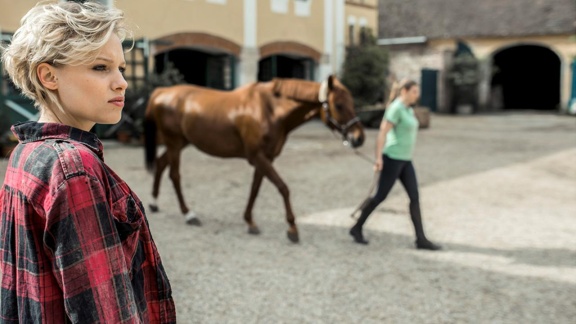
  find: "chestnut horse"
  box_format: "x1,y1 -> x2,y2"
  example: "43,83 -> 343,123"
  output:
144,75 -> 364,242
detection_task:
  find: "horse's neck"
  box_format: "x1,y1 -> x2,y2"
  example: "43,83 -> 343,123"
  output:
271,79 -> 322,133
277,100 -> 321,134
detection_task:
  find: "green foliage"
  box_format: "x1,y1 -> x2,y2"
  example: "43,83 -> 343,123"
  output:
126,61 -> 185,98
447,51 -> 480,106
448,54 -> 479,88
148,61 -> 186,89
341,30 -> 389,108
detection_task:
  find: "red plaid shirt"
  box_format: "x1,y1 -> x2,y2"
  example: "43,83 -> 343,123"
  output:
0,122 -> 176,323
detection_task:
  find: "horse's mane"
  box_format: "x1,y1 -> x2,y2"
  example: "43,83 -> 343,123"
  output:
271,78 -> 320,103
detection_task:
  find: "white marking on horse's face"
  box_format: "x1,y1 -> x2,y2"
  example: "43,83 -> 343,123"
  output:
318,80 -> 329,102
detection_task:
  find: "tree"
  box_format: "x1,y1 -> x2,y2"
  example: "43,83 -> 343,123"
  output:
341,29 -> 389,108
447,40 -> 480,113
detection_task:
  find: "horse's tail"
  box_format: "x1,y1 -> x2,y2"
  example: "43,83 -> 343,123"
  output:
144,90 -> 158,173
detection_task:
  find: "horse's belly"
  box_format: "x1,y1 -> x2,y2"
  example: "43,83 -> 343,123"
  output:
185,127 -> 245,158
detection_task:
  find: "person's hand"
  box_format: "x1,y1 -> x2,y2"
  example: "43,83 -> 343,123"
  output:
374,156 -> 383,171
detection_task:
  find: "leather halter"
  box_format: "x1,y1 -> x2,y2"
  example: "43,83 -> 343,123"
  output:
318,79 -> 361,141
321,102 -> 361,139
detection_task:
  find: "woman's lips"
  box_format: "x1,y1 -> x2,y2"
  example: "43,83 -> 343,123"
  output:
109,97 -> 125,107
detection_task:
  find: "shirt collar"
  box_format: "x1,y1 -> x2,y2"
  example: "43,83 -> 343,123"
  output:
11,121 -> 104,159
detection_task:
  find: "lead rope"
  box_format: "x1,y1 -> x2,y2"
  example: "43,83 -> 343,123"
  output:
350,170 -> 380,219
321,99 -> 379,219
338,138 -> 380,220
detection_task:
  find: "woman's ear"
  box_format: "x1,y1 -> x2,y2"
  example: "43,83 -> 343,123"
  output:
399,87 -> 407,97
37,63 -> 59,91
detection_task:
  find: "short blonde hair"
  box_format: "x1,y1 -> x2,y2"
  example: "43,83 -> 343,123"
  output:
1,1 -> 131,112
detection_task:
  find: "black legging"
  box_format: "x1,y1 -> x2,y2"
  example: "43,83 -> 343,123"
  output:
353,155 -> 428,241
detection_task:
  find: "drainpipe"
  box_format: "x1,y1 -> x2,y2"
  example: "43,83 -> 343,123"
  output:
569,58 -> 576,114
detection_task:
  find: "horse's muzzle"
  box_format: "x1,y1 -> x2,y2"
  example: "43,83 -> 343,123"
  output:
347,132 -> 364,148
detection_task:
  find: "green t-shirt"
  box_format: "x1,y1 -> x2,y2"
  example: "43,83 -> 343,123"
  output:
383,98 -> 419,160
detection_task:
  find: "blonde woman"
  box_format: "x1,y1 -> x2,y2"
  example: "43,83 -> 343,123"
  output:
0,2 -> 176,322
349,80 -> 441,250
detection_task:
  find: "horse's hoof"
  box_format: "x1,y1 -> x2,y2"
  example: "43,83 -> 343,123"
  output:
186,217 -> 202,226
184,211 -> 201,226
149,204 -> 159,213
248,226 -> 261,235
287,231 -> 299,243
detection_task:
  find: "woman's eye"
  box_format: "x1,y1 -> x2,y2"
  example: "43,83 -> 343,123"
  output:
93,65 -> 107,72
119,67 -> 126,74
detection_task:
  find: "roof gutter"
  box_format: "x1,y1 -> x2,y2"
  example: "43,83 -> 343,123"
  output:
377,36 -> 428,46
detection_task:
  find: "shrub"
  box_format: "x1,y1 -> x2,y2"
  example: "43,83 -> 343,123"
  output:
341,30 -> 389,108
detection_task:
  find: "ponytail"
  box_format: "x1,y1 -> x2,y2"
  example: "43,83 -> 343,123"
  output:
386,79 -> 418,107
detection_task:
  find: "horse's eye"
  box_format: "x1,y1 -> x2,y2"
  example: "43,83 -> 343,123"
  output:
336,104 -> 344,111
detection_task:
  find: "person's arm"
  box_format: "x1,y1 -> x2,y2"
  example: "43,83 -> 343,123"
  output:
43,174 -> 139,323
374,119 -> 394,171
375,103 -> 400,171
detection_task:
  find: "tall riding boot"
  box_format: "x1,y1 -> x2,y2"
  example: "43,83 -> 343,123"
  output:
410,201 -> 442,250
350,197 -> 379,245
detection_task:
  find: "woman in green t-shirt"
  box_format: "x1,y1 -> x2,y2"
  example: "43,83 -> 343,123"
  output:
349,80 -> 441,250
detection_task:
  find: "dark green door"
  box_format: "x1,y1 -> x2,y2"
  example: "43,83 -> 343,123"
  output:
570,59 -> 576,112
420,69 -> 438,112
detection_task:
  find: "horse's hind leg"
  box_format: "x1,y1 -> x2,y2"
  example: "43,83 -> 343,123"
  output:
149,151 -> 169,212
166,142 -> 201,226
244,169 -> 264,235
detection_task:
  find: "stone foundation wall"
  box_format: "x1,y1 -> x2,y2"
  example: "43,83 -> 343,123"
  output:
387,45 -> 453,113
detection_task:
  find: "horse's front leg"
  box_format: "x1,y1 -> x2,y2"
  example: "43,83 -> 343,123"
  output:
252,153 -> 298,243
244,169 -> 264,235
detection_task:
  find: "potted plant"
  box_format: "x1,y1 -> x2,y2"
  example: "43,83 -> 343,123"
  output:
447,41 -> 480,114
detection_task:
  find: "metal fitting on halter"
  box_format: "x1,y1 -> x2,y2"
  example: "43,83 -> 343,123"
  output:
321,101 -> 360,142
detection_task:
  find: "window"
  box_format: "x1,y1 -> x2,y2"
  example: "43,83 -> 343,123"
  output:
271,0 -> 289,13
358,17 -> 368,44
347,16 -> 357,46
294,0 -> 311,17
349,25 -> 355,46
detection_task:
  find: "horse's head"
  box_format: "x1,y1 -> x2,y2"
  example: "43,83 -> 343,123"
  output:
318,75 -> 365,148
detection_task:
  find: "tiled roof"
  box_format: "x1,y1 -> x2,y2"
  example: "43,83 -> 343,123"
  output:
378,0 -> 576,39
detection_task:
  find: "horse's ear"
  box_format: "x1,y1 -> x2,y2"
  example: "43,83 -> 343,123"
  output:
318,75 -> 335,102
272,78 -> 282,96
327,75 -> 335,90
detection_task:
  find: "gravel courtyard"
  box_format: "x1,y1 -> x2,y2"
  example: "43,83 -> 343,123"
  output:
2,112 -> 575,323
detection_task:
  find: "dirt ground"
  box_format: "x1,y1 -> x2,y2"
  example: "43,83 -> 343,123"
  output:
1,112 -> 575,323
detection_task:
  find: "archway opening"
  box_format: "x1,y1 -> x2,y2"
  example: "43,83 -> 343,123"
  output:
258,55 -> 314,81
155,48 -> 235,90
491,45 -> 560,110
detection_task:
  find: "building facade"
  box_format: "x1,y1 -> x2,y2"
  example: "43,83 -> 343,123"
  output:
378,0 -> 576,113
1,0 -> 378,91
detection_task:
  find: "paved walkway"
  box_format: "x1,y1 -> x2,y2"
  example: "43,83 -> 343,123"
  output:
1,112 -> 575,323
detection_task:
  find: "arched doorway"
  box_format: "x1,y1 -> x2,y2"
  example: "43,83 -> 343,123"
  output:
152,33 -> 240,90
258,41 -> 321,82
258,55 -> 314,81
491,45 -> 561,110
155,49 -> 235,90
